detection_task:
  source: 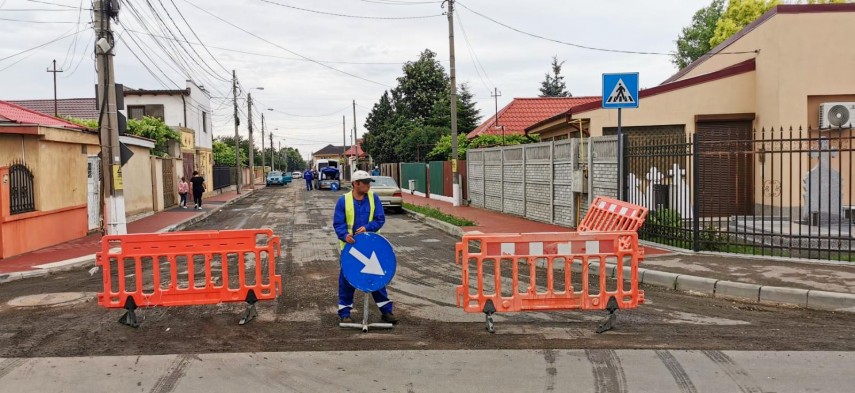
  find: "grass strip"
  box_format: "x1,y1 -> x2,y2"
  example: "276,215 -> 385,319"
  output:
403,203 -> 476,227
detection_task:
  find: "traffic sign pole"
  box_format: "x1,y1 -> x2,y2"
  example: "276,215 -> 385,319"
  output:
338,233 -> 398,332
618,108 -> 623,201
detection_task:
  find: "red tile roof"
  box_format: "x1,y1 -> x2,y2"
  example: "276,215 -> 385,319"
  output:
344,144 -> 367,157
8,98 -> 99,120
0,100 -> 88,130
467,97 -> 600,139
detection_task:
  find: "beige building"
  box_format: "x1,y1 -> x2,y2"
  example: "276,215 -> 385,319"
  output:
0,101 -> 99,259
527,4 -> 855,215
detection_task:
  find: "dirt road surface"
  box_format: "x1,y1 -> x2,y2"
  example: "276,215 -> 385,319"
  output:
1,185 -> 854,358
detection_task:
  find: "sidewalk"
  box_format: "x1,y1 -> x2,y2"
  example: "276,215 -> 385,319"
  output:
0,188 -> 256,279
401,193 -> 855,312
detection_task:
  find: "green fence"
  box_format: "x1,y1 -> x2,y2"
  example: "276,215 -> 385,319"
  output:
401,163 -> 427,194
429,161 -> 444,196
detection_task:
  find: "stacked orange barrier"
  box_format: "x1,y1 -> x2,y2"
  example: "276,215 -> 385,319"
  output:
455,197 -> 648,333
96,229 -> 282,327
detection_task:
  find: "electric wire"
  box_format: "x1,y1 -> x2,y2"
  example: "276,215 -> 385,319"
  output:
256,0 -> 442,19
182,0 -> 393,88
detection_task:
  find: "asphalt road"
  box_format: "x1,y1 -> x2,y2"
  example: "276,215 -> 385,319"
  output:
1,185 -> 855,391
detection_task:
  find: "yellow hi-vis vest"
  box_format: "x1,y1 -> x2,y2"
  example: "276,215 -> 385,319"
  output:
340,191 -> 376,250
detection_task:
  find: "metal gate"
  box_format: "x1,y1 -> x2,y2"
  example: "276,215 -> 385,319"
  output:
10,160 -> 36,215
87,156 -> 101,231
162,158 -> 176,208
695,121 -> 754,217
183,152 -> 195,182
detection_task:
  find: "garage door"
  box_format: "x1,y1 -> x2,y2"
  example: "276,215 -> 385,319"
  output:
695,121 -> 754,217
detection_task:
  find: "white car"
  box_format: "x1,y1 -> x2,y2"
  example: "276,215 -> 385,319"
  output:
292,171 -> 302,178
370,176 -> 403,213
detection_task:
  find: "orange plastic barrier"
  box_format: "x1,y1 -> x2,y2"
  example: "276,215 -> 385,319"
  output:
578,196 -> 648,233
96,229 -> 282,327
455,231 -> 644,333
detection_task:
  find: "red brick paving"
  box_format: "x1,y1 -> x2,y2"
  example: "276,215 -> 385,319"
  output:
401,193 -> 669,256
0,190 -> 246,274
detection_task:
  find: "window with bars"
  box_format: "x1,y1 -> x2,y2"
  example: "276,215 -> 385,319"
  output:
9,162 -> 36,215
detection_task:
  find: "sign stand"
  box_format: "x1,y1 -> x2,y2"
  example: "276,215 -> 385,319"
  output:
338,233 -> 398,333
338,294 -> 394,333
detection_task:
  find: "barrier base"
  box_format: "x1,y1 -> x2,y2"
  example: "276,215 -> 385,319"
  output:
484,299 -> 496,334
595,296 -> 620,334
239,304 -> 258,325
118,310 -> 139,328
339,293 -> 395,333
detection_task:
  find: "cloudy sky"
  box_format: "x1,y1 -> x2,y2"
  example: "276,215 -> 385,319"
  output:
0,0 -> 709,158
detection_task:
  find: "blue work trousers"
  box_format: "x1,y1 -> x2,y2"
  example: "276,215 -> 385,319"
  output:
338,270 -> 392,317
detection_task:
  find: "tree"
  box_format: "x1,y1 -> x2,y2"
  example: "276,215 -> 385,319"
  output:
66,115 -> 179,157
217,136 -> 255,166
395,122 -> 446,162
709,0 -> 779,47
538,56 -> 571,97
427,83 -> 481,133
393,49 -> 449,121
213,140 -> 238,166
672,0 -> 725,69
427,134 -> 469,161
427,133 -> 539,161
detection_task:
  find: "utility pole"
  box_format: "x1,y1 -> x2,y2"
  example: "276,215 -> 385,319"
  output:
278,141 -> 281,171
47,59 -> 63,117
94,0 -> 126,235
270,133 -> 274,171
247,93 -> 254,189
261,112 -> 266,172
491,87 -> 504,146
232,70 -> 241,194
446,0 -> 461,206
342,115 -> 347,179
352,100 -> 359,170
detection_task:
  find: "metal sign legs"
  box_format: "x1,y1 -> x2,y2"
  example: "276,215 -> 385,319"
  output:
339,292 -> 395,333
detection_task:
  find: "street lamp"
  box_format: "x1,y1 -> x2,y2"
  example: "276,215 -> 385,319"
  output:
247,87 -> 264,188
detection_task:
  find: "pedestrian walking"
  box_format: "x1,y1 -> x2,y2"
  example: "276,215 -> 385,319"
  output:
303,169 -> 314,191
178,177 -> 189,208
332,170 -> 398,325
190,170 -> 206,210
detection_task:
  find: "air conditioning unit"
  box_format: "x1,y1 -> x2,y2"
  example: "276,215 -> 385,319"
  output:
819,102 -> 855,129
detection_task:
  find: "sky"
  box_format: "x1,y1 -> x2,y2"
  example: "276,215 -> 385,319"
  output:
0,0 -> 711,159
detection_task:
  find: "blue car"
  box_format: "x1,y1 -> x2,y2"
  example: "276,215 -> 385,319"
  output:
266,171 -> 292,186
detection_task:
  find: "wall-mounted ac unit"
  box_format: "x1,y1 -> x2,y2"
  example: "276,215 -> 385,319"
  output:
819,102 -> 855,129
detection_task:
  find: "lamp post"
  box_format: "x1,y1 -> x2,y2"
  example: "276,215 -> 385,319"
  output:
247,87 -> 264,188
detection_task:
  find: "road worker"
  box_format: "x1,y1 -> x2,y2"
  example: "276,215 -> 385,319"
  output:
331,170 -> 398,325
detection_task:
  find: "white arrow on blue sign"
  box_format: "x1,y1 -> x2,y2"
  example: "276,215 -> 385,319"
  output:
341,233 -> 397,292
602,73 -> 639,109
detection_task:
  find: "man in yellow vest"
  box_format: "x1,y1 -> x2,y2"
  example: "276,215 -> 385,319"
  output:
332,170 -> 398,325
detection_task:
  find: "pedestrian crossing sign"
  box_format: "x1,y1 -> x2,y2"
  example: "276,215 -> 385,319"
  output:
602,73 -> 639,109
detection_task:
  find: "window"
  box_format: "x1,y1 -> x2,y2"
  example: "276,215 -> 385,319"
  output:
202,111 -> 208,133
127,104 -> 165,121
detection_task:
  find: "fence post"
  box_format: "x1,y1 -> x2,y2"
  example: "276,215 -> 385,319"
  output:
588,138 -> 594,206
500,147 -> 505,214
692,133 -> 701,252
550,141 -> 555,223
522,146 -> 527,218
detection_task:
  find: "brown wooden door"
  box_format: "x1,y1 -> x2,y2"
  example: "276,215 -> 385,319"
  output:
696,121 -> 754,217
162,158 -> 176,207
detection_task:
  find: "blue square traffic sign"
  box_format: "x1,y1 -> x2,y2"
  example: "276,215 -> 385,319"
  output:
602,73 -> 639,109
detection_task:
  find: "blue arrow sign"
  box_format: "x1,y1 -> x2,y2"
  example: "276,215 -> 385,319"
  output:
341,233 -> 397,292
602,73 -> 639,109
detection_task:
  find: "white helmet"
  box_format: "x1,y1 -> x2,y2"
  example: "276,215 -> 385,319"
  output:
351,170 -> 374,182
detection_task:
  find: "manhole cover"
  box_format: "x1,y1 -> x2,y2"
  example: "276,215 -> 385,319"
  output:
7,292 -> 95,308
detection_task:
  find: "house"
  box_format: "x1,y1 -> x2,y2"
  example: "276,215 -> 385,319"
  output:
525,3 -> 855,219
467,97 -> 600,141
313,144 -> 348,164
0,100 -> 98,259
123,80 -> 214,196
8,98 -> 99,120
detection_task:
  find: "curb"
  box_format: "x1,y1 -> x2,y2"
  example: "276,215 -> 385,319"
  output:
402,208 -> 464,238
0,189 -> 258,285
400,207 -> 855,313
595,263 -> 855,314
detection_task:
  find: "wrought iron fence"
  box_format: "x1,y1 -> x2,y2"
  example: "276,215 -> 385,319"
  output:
625,127 -> 854,261
212,165 -> 234,190
9,161 -> 36,215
